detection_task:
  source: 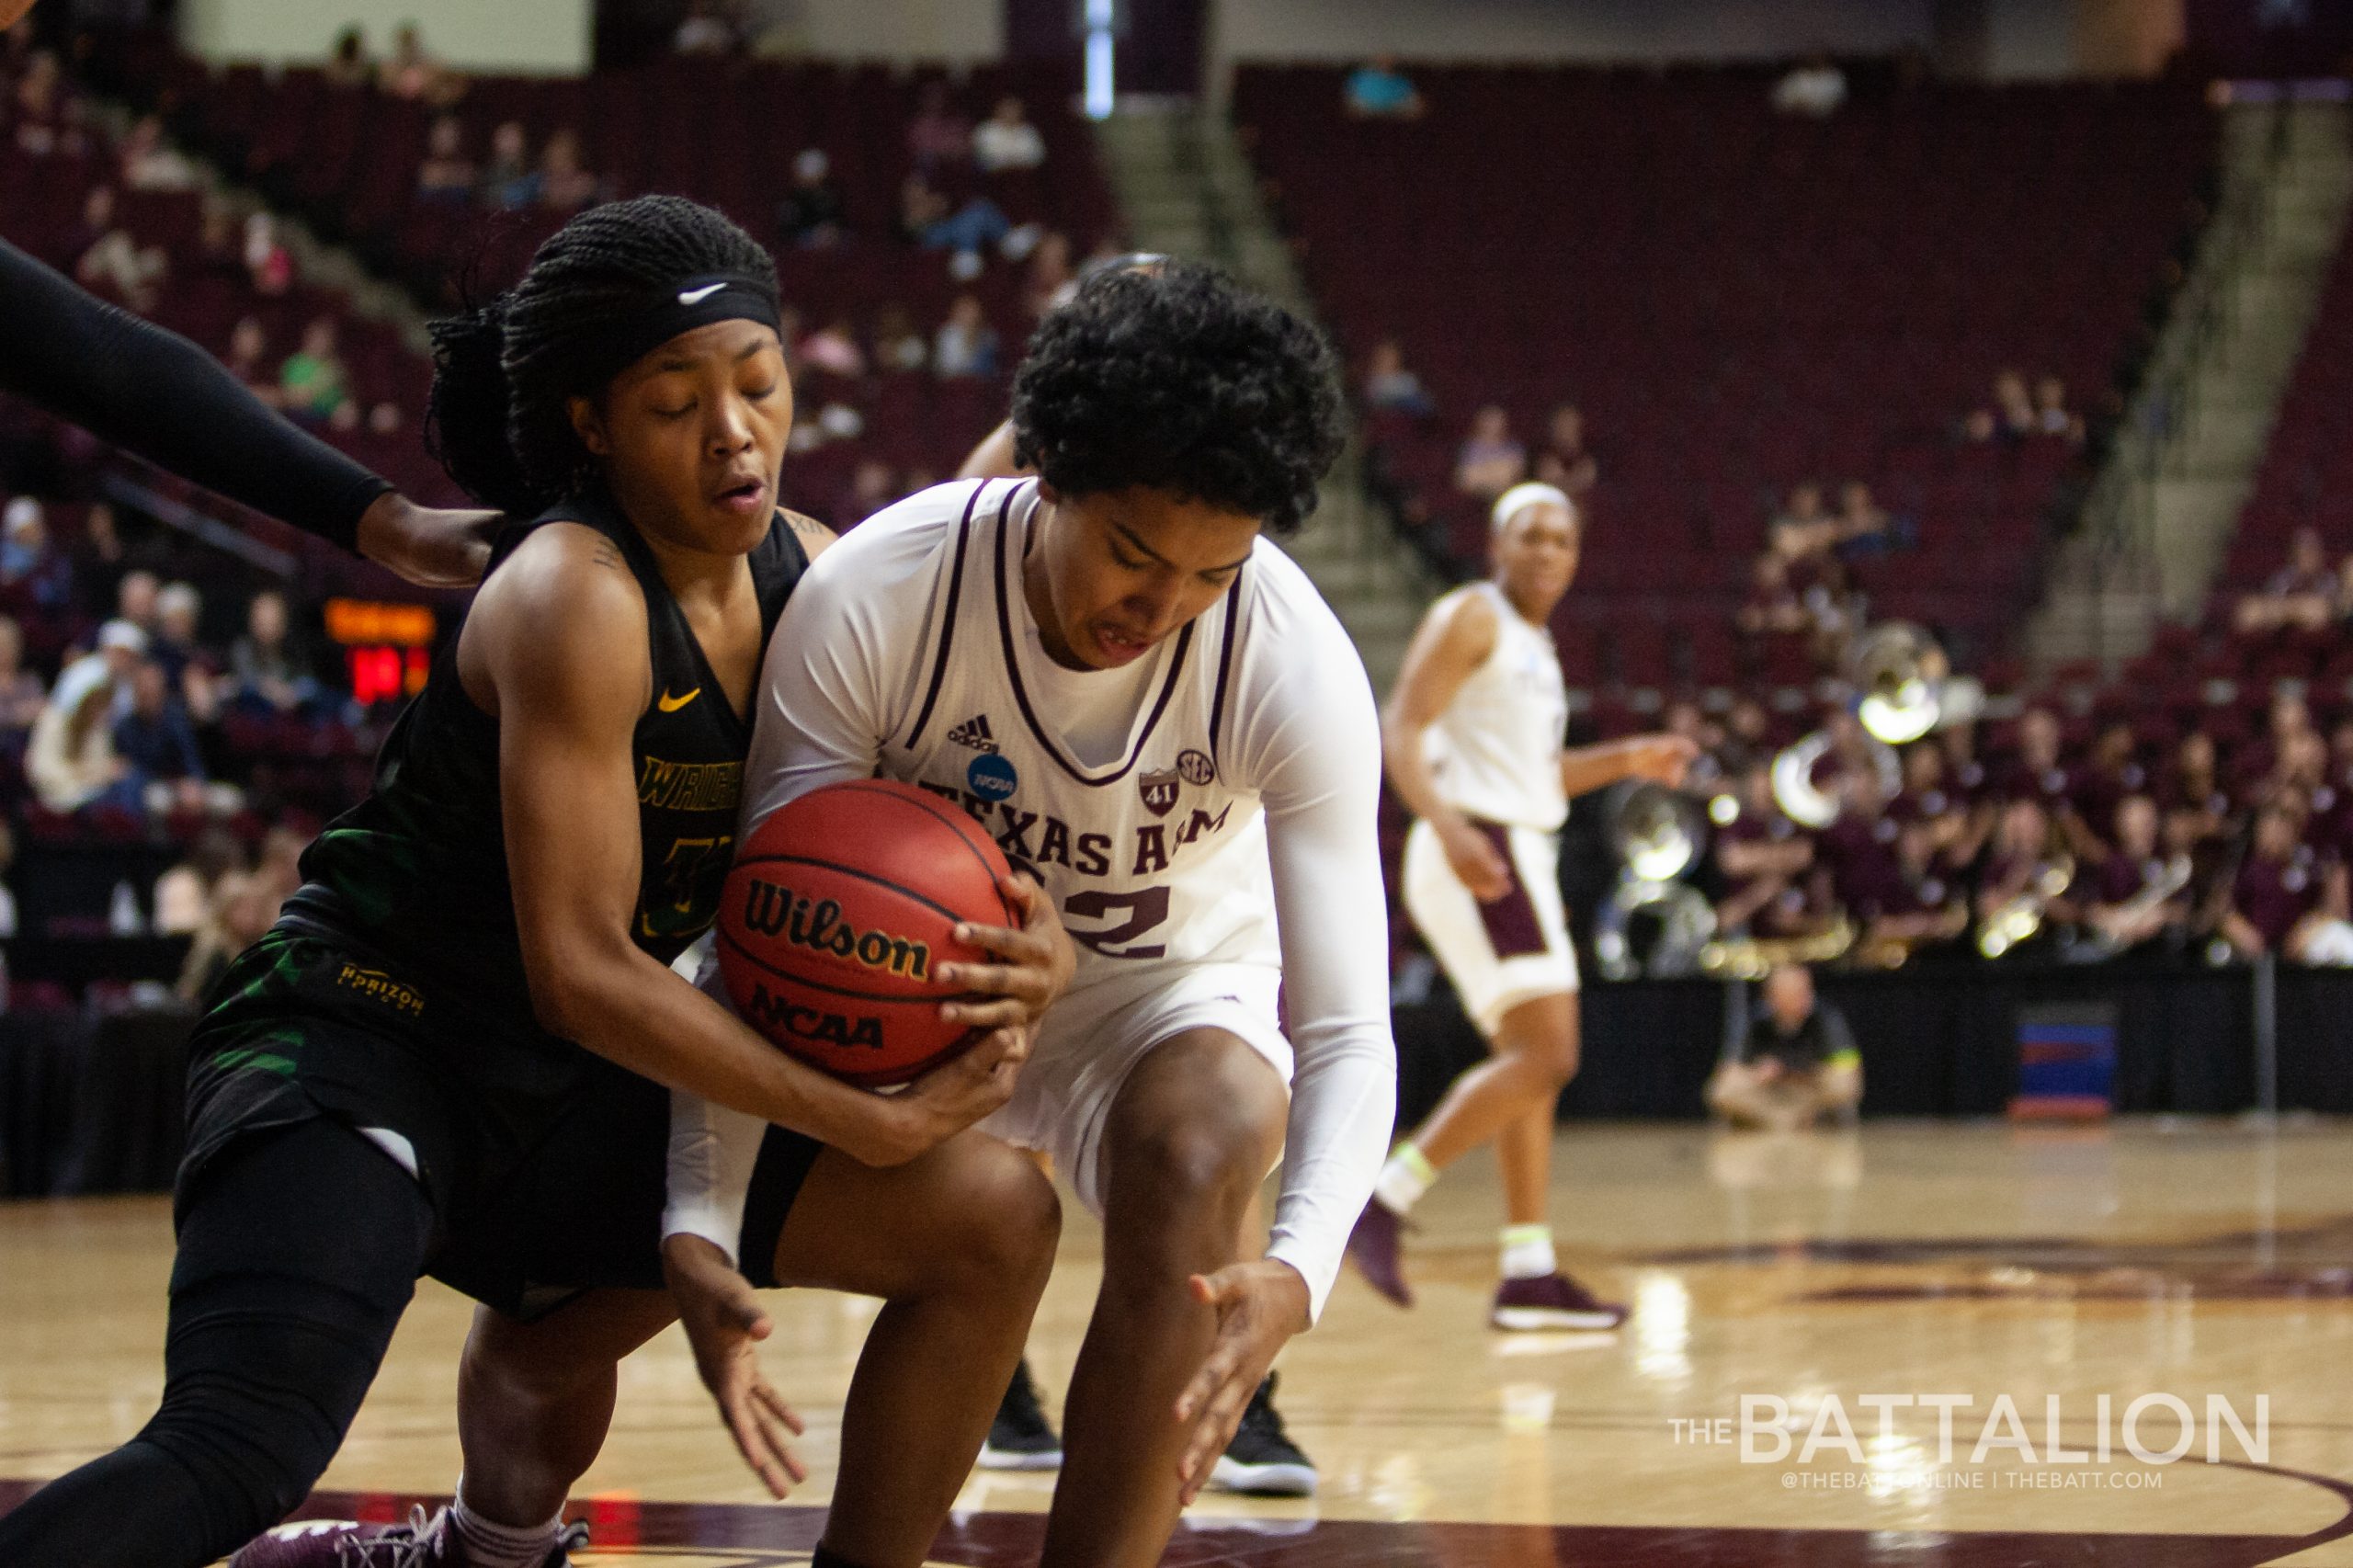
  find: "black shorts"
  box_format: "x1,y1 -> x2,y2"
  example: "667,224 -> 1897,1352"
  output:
179,931 -> 824,1320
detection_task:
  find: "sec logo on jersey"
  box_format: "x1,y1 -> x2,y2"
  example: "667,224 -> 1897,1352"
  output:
968,752 -> 1019,801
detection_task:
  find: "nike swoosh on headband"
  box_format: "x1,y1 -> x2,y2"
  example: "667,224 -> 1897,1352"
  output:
677,282 -> 727,305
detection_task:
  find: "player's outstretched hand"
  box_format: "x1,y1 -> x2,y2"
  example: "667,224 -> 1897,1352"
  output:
1172,1259 -> 1313,1506
1628,733 -> 1701,789
662,1233 -> 808,1500
936,872 -> 1076,1034
356,492 -> 500,588
1437,816 -> 1514,903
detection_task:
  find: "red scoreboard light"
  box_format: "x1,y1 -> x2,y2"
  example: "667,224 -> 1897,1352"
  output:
325,598 -> 438,706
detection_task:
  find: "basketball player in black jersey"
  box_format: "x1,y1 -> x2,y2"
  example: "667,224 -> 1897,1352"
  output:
0,198 -> 1073,1568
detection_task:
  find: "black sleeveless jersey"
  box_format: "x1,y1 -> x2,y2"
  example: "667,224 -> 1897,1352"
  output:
279,492 -> 809,1040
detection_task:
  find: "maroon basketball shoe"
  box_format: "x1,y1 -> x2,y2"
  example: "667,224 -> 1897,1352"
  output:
230,1507 -> 588,1567
1490,1272 -> 1629,1332
1344,1197 -> 1414,1307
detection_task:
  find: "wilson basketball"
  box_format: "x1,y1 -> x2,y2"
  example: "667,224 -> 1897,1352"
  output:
716,779 -> 1017,1086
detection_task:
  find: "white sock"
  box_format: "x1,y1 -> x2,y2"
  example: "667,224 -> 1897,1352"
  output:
1500,1224 -> 1557,1280
1373,1142 -> 1437,1214
447,1480 -> 563,1568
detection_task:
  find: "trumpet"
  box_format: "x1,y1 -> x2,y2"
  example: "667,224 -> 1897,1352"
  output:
2067,855 -> 2194,962
1977,858 -> 2076,959
1699,916 -> 1857,981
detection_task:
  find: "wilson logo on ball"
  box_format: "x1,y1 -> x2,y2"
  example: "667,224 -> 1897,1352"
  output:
738,877 -> 933,980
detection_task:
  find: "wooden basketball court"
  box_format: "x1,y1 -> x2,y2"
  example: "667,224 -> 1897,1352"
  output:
6,1119 -> 2352,1564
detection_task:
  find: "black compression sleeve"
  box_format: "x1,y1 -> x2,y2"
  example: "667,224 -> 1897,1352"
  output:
0,237 -> 392,554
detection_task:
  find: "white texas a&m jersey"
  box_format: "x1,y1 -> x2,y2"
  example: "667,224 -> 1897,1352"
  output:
886,481 -> 1277,987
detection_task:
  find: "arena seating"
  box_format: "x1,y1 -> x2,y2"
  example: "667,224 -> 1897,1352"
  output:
1235,64 -> 2218,674
2218,224 -> 2353,596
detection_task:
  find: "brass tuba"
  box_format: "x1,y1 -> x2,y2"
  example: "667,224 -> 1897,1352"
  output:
1595,782 -> 1717,980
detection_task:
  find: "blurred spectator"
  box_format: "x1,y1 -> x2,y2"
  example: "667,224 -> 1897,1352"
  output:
844,459 -> 899,523
1452,405 -> 1526,502
674,0 -> 739,57
176,869 -> 278,1002
798,316 -> 866,378
1970,369 -> 2037,444
2085,795 -> 2188,955
1770,482 -> 1837,562
70,504 -> 124,620
1973,797 -> 2065,938
1772,53 -> 1848,118
416,115 -> 475,206
871,303 -> 928,372
1345,56 -> 1424,119
1713,762 -> 1817,934
278,318 -> 351,426
1362,338 -> 1433,415
972,96 -> 1045,174
2235,526 -> 2336,633
116,568 -> 161,637
1023,231 -> 1074,320
11,50 -> 78,156
0,614 -> 41,737
322,26 -> 371,89
191,199 -> 246,282
118,114 -> 198,192
153,580 -> 218,718
899,174 -> 1010,263
536,128 -> 598,213
0,820 -> 15,940
1532,403 -> 1597,495
223,316 -> 276,401
1,498 -> 74,615
1855,814 -> 1967,954
153,826 -> 244,937
2222,803 -> 2342,960
1706,964 -> 1860,1129
1833,480 -> 1900,556
933,295 -> 999,379
112,657 -> 205,808
228,588 -> 320,716
380,22 -> 463,106
777,148 -> 847,247
28,621 -> 142,814
74,187 -> 168,312
906,81 -> 970,170
243,211 -> 293,296
2033,375 -> 2084,443
482,121 -> 539,210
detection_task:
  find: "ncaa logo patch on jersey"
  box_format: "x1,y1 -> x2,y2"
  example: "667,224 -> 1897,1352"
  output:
1139,767 -> 1180,818
968,751 -> 1018,801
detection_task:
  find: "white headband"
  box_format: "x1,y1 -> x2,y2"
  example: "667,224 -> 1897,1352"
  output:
1491,482 -> 1574,534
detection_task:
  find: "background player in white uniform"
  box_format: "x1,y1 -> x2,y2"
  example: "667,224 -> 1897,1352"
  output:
1348,483 -> 1694,1329
665,265 -> 1396,1568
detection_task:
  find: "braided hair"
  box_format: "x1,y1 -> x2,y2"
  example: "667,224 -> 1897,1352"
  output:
426,196 -> 779,515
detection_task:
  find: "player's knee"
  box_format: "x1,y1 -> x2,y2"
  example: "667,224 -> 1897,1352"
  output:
1122,1107 -> 1274,1218
949,1143 -> 1062,1295
1536,1036 -> 1580,1089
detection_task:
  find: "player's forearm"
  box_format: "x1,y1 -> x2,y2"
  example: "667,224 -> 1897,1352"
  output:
1265,1027 -> 1396,1324
1380,718 -> 1463,829
532,943 -> 900,1159
1558,738 -> 1650,799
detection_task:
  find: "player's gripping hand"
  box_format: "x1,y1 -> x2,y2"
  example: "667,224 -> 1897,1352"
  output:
662,1233 -> 809,1500
935,872 -> 1075,1034
1437,815 -> 1514,903
1172,1258 -> 1313,1506
356,492 -> 499,588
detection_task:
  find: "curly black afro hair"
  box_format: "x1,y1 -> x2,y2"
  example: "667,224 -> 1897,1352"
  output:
1010,261 -> 1346,537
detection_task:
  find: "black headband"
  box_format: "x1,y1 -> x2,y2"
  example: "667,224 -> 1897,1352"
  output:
562,272 -> 782,392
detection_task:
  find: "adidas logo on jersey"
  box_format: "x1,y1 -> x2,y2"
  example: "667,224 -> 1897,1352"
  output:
947,714 -> 1000,754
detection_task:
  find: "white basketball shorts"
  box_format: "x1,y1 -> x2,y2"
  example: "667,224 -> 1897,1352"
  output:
1401,816 -> 1578,1037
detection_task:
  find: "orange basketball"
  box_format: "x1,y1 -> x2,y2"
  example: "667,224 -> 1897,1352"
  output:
716,779 -> 1017,1086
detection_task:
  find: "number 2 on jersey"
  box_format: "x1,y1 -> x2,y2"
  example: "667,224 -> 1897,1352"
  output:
1063,886 -> 1172,960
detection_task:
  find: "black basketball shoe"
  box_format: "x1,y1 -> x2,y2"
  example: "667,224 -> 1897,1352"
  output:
977,1358 -> 1063,1471
1207,1372 -> 1317,1496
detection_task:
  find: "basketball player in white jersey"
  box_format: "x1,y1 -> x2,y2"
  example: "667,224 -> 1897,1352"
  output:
1347,483 -> 1693,1329
665,264 -> 1395,1568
